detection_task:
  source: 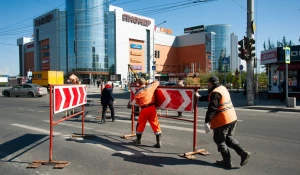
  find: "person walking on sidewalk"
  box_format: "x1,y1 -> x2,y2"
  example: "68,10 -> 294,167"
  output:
100,81 -> 115,123
132,78 -> 162,148
177,78 -> 184,117
198,76 -> 251,169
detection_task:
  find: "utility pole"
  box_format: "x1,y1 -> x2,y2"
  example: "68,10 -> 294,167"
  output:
246,0 -> 254,106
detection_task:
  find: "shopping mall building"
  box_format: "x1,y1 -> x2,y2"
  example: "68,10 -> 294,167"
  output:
17,0 -> 238,83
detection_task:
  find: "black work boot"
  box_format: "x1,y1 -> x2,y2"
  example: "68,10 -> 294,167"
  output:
132,134 -> 142,145
216,150 -> 232,169
240,151 -> 251,166
153,134 -> 162,148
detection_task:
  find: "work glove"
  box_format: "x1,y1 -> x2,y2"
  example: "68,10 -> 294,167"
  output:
204,123 -> 211,133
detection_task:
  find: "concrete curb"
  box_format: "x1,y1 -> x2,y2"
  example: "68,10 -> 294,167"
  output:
240,106 -> 300,113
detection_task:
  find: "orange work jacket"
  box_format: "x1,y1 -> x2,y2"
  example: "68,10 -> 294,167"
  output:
134,81 -> 159,107
209,85 -> 237,129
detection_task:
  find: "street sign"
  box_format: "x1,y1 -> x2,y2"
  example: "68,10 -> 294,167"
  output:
53,85 -> 87,114
130,87 -> 194,112
239,65 -> 244,71
155,88 -> 194,112
284,47 -> 291,64
152,66 -> 156,70
222,57 -> 229,64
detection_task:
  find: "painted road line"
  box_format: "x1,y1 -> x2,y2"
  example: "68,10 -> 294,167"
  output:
110,112 -> 242,122
116,120 -> 206,134
43,120 -> 94,130
11,123 -> 62,135
116,111 -> 205,119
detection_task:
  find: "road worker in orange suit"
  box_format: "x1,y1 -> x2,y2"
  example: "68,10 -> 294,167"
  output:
198,76 -> 250,169
132,78 -> 162,148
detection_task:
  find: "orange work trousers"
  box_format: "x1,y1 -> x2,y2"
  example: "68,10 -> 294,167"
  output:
136,105 -> 161,135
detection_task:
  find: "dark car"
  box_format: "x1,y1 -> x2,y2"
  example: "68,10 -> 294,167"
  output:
2,84 -> 48,97
164,82 -> 176,86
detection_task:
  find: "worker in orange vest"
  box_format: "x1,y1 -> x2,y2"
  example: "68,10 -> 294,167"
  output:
133,78 -> 162,148
198,76 -> 250,169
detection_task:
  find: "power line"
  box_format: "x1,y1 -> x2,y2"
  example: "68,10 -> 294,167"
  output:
0,0 -> 216,42
232,0 -> 248,12
0,3 -> 65,32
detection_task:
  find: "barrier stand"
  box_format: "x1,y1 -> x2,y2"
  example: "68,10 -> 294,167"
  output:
121,105 -> 136,139
122,86 -> 209,160
27,84 -> 88,169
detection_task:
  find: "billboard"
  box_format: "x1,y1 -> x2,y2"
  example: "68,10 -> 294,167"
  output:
109,74 -> 121,81
260,48 -> 277,65
130,44 -> 142,50
184,25 -> 204,34
40,39 -> 50,71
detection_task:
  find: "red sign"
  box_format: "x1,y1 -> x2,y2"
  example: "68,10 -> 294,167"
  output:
130,87 -> 194,112
155,88 -> 194,112
260,48 -> 277,65
53,85 -> 87,114
130,87 -> 139,106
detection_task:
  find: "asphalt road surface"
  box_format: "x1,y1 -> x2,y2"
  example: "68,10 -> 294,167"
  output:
0,92 -> 300,175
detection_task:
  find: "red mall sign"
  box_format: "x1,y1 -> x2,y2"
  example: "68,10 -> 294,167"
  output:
53,85 -> 87,114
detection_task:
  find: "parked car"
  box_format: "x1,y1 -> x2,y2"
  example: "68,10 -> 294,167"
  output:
164,82 -> 176,86
2,83 -> 48,97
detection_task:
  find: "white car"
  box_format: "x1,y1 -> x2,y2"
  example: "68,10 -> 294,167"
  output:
2,84 -> 48,97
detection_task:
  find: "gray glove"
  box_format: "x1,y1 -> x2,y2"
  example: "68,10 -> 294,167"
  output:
204,123 -> 211,133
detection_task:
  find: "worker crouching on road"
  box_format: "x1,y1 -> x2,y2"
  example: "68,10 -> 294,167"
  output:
198,76 -> 250,169
133,78 -> 162,148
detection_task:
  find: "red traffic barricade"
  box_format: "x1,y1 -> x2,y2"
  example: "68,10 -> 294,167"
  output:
122,85 -> 209,160
27,84 -> 87,169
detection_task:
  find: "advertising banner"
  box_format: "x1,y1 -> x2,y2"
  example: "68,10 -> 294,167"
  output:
130,44 -> 142,50
41,40 -> 50,71
260,48 -> 277,65
184,25 -> 204,34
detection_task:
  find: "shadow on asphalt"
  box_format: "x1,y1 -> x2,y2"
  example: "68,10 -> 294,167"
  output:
0,134 -> 48,162
65,134 -> 236,170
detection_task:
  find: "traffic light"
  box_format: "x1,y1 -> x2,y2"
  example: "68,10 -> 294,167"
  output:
248,38 -> 255,58
154,50 -> 160,58
238,39 -> 247,60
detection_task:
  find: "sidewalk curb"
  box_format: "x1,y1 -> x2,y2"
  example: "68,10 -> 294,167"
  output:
240,106 -> 300,113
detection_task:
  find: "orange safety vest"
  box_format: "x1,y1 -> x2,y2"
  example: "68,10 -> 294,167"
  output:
134,81 -> 159,107
209,86 -> 237,129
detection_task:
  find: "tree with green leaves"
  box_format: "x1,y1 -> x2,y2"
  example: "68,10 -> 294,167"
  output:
263,36 -> 295,50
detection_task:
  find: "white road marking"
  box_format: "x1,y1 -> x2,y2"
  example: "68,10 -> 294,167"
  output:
116,120 -> 206,134
10,123 -> 147,157
11,123 -> 61,135
114,112 -> 243,122
43,120 -> 94,130
235,108 -> 300,114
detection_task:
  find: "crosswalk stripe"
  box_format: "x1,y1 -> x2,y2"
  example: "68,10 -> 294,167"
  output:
116,120 -> 206,134
11,123 -> 62,135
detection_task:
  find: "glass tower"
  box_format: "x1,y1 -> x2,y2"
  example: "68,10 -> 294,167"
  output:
205,24 -> 231,72
66,0 -> 109,76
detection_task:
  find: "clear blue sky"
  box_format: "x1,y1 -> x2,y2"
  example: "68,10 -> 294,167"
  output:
0,0 -> 299,75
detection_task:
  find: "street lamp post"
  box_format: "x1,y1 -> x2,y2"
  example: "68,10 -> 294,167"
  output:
152,21 -> 166,81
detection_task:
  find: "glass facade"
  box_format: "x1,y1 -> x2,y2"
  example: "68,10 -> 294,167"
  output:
205,25 -> 231,72
66,0 -> 109,74
59,11 -> 67,74
107,11 -> 116,74
205,32 -> 216,72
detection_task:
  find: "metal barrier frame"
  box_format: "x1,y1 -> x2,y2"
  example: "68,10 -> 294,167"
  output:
27,84 -> 87,169
121,85 -> 209,159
